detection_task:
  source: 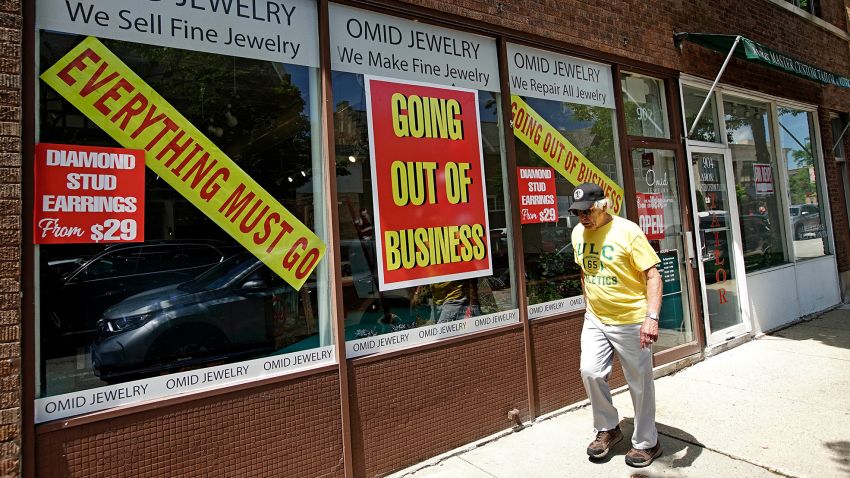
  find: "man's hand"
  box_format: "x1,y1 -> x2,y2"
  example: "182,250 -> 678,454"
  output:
642,265 -> 662,349
640,317 -> 659,349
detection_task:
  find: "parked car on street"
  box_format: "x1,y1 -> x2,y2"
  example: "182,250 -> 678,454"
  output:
789,204 -> 823,240
92,252 -> 316,381
40,240 -> 231,358
698,211 -> 780,272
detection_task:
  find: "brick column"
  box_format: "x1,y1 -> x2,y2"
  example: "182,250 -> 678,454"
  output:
0,0 -> 22,476
821,109 -> 850,274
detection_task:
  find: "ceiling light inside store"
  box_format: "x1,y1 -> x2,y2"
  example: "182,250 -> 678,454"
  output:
287,177 -> 293,182
348,156 -> 356,163
301,171 -> 307,177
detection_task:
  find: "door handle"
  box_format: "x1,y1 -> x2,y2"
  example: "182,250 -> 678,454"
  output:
684,231 -> 695,268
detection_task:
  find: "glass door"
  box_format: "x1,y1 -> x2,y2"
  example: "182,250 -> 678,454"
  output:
688,148 -> 750,343
631,149 -> 695,353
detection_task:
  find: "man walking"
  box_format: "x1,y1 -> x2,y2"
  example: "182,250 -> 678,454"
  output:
569,183 -> 663,468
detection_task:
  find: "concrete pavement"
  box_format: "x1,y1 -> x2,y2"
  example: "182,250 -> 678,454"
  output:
390,306 -> 850,478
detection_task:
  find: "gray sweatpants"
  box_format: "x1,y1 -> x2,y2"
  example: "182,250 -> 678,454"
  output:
579,313 -> 658,450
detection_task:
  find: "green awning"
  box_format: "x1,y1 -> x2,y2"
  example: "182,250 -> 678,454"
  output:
675,33 -> 850,88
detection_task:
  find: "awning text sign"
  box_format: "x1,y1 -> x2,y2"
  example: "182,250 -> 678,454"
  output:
510,96 -> 623,214
678,33 -> 850,89
34,143 -> 145,244
366,77 -> 492,291
41,36 -> 325,290
742,38 -> 850,88
36,0 -> 319,67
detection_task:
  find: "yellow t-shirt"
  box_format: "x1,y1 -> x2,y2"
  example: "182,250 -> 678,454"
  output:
572,215 -> 660,325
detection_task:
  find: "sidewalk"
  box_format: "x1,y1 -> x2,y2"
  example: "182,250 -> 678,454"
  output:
390,306 -> 850,478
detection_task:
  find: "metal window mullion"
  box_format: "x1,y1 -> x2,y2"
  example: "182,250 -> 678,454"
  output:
811,112 -> 835,256
771,102 -> 796,262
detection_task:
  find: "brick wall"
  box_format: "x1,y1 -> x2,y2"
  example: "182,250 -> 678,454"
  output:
37,372 -> 344,478
531,315 -> 626,416
349,328 -> 529,477
821,109 -> 850,272
0,0 -> 20,476
398,0 -> 850,108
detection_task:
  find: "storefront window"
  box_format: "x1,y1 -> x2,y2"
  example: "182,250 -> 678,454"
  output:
330,5 -> 518,358
516,98 -> 618,310
631,149 -> 694,351
36,30 -> 331,421
779,108 -> 829,259
683,85 -> 720,143
507,43 -> 620,318
724,96 -> 788,271
621,72 -> 669,139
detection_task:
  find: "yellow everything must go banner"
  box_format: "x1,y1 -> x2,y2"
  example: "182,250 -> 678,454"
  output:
41,37 -> 325,290
510,95 -> 623,214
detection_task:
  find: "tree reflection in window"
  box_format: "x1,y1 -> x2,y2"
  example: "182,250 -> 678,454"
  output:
515,97 -> 619,307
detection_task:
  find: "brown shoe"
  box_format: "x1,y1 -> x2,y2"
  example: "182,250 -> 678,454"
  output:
625,442 -> 662,467
586,426 -> 623,459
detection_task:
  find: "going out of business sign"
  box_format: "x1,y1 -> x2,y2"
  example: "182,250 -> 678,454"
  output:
365,76 -> 492,291
509,96 -> 624,214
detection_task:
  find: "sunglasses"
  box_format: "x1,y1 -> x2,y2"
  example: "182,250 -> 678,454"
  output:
570,209 -> 593,217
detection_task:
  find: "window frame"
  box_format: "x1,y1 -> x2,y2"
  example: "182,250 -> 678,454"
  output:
784,0 -> 817,15
773,104 -> 834,260
507,44 -> 624,321
620,68 -> 705,364
31,28 -> 335,420
620,71 -> 672,140
680,76 -> 835,270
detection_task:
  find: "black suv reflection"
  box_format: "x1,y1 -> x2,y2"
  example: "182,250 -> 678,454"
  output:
40,240 -> 229,358
92,253 -> 310,381
789,204 -> 823,240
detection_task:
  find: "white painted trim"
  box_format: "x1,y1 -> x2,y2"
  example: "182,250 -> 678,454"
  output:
809,112 -> 837,257
680,75 -> 818,112
769,96 -> 796,262
36,346 -> 337,423
764,0 -> 850,41
346,308 -> 520,358
744,262 -> 795,277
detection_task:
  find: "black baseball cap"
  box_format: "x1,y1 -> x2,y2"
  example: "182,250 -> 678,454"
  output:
569,183 -> 605,212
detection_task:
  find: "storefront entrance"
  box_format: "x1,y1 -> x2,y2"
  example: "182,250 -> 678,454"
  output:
630,148 -> 698,355
688,147 -> 750,344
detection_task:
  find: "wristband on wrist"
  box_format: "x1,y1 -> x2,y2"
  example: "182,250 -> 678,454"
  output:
646,312 -> 659,321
